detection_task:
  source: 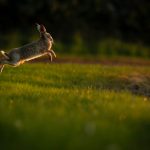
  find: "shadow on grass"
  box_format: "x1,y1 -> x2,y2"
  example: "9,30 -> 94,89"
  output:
1,66 -> 150,98
13,73 -> 150,98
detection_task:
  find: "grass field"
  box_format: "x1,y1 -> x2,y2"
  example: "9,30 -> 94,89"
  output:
0,63 -> 150,150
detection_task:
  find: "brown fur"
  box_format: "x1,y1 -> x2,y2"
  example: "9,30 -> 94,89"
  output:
0,24 -> 56,73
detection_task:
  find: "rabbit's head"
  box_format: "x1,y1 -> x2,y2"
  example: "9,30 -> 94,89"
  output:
36,23 -> 53,43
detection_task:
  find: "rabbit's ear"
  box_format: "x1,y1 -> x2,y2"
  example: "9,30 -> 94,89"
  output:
36,23 -> 46,33
36,23 -> 41,32
40,24 -> 46,33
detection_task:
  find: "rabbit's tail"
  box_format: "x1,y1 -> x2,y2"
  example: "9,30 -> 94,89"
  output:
0,50 -> 10,59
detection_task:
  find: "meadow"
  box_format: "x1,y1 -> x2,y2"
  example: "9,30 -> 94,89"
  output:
0,63 -> 150,150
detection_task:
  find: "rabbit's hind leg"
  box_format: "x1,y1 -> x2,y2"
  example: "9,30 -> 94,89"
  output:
0,60 -> 19,73
0,65 -> 4,73
7,53 -> 21,66
1,60 -> 19,67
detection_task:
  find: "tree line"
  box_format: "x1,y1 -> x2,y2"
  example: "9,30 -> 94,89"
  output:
0,0 -> 149,44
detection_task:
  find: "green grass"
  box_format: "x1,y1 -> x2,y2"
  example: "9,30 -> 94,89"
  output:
0,63 -> 150,150
54,38 -> 150,58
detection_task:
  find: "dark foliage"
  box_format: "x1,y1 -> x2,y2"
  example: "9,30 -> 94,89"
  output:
0,0 -> 149,44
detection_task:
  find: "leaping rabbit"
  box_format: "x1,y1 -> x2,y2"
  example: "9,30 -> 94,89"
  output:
0,23 -> 56,73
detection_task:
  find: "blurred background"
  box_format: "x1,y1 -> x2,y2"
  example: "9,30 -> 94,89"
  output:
0,0 -> 150,58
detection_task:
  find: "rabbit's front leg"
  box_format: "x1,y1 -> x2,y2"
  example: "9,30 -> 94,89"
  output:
47,52 -> 53,62
47,50 -> 56,62
49,49 -> 56,58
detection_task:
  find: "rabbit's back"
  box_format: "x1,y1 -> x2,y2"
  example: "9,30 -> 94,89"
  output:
9,40 -> 49,61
